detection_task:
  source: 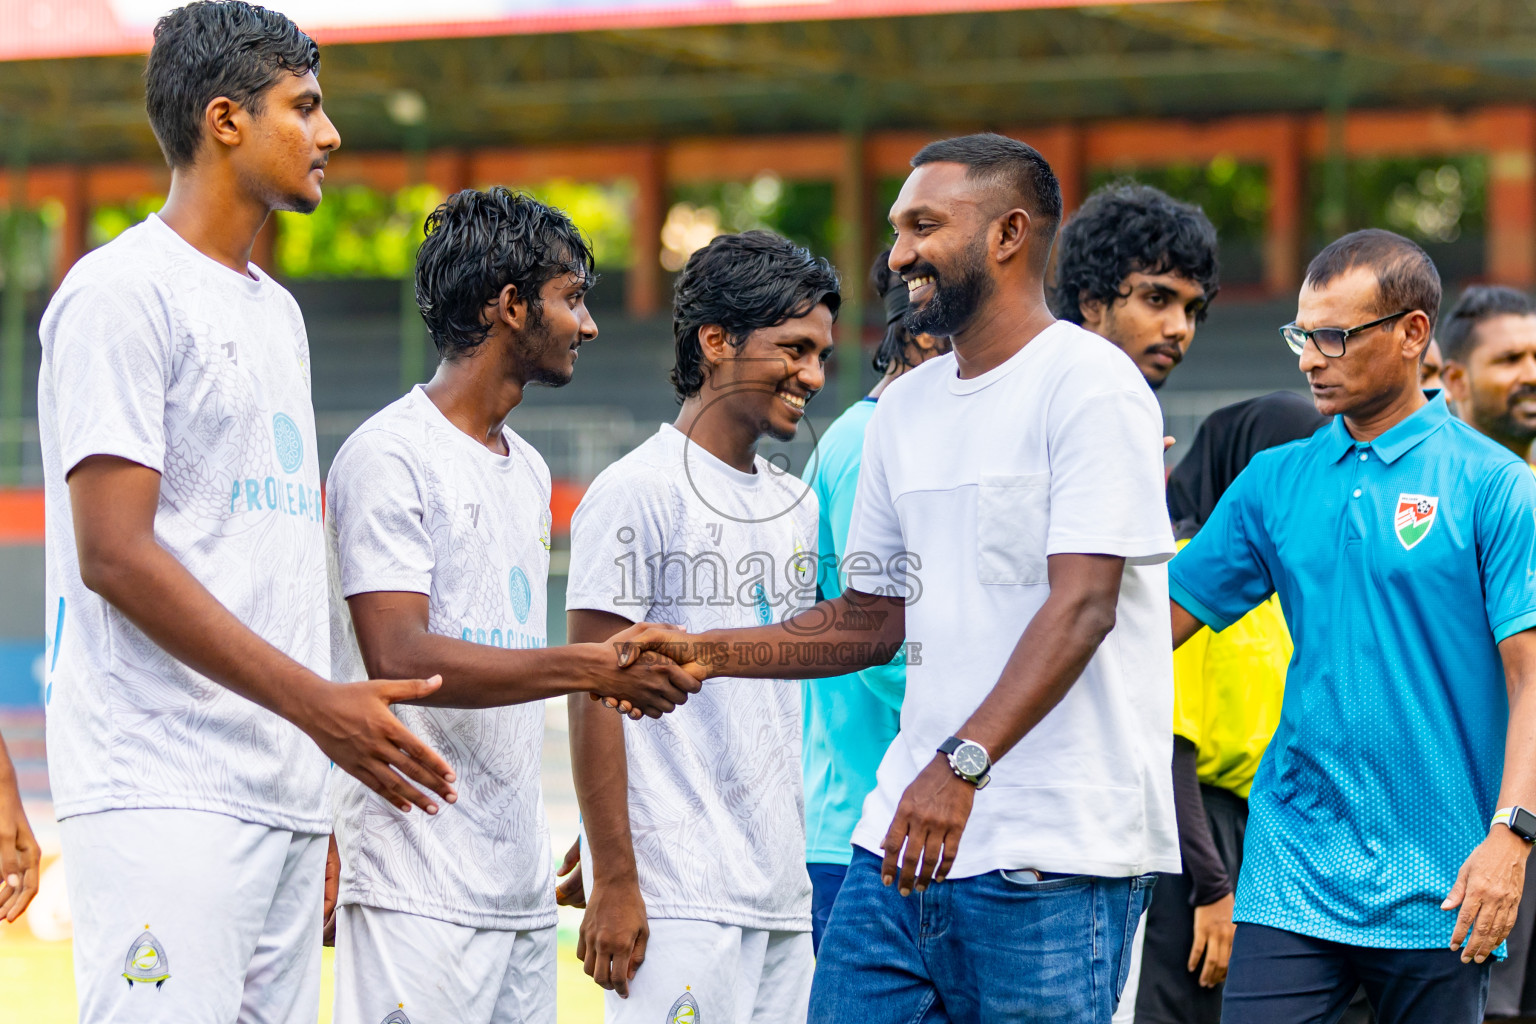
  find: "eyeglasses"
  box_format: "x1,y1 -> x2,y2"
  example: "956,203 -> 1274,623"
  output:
1280,310 -> 1411,357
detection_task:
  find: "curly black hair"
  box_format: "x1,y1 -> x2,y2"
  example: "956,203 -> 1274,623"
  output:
414,187 -> 595,359
1050,182 -> 1220,325
870,250 -> 918,375
670,231 -> 840,401
146,1 -> 319,169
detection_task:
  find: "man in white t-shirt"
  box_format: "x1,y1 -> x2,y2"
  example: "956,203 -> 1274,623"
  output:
560,231 -> 838,1023
619,135 -> 1178,1023
325,188 -> 700,1024
39,6 -> 459,1023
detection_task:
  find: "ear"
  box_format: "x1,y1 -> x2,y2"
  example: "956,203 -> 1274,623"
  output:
1079,293 -> 1107,333
496,283 -> 526,332
697,324 -> 732,376
1400,310 -> 1433,362
993,208 -> 1031,265
1441,359 -> 1471,404
205,96 -> 246,150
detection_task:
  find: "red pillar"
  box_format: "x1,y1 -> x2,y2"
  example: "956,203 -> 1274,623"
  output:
1486,108 -> 1536,287
626,142 -> 666,319
1265,116 -> 1305,296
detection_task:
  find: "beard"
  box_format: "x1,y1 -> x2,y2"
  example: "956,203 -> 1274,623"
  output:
1486,385 -> 1536,442
515,302 -> 575,388
903,236 -> 995,338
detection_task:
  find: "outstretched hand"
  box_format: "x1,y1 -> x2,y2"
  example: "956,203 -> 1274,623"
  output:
0,759 -> 39,924
592,623 -> 714,718
298,675 -> 458,814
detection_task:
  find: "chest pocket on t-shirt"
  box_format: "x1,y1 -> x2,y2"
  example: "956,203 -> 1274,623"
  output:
976,472 -> 1050,585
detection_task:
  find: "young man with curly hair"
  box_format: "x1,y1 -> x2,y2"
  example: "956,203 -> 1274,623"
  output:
562,231 -> 839,1023
1052,182 -> 1219,391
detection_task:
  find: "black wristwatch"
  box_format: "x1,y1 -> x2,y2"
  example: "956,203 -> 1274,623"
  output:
938,736 -> 991,790
1495,806 -> 1536,842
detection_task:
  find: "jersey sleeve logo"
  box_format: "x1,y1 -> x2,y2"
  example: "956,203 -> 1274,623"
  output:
1395,493 -> 1439,550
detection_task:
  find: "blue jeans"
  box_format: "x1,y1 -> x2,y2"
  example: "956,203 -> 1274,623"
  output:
808,862 -> 848,955
809,848 -> 1154,1024
1223,922 -> 1491,1024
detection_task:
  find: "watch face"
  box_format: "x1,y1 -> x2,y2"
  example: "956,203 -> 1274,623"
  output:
1513,806 -> 1536,841
953,742 -> 989,778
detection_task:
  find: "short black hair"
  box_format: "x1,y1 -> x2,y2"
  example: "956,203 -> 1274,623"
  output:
1051,182 -> 1220,325
1304,229 -> 1441,331
415,187 -> 595,359
670,230 -> 840,401
911,133 -> 1062,264
1441,285 -> 1536,362
145,1 -> 320,169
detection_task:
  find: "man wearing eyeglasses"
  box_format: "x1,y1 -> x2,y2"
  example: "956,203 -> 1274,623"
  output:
1166,228 -> 1536,1024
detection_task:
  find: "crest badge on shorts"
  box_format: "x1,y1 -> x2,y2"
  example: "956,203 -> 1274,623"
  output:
122,926 -> 170,989
667,987 -> 700,1023
1395,493 -> 1439,550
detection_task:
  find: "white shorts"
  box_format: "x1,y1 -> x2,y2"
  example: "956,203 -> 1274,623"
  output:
607,918 -> 813,1024
61,807 -> 326,1024
332,903 -> 556,1024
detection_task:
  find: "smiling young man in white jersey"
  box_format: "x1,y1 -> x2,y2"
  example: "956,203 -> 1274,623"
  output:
38,5 -> 458,1022
325,188 -> 703,1024
561,230 -> 838,1023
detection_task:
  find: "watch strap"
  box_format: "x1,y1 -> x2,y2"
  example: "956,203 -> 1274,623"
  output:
937,736 -> 963,756
1495,805 -> 1536,842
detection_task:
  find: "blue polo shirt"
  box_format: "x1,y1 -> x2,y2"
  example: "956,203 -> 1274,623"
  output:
1169,393 -> 1536,949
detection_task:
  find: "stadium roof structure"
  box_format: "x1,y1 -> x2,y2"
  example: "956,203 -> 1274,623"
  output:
6,0 -> 1536,165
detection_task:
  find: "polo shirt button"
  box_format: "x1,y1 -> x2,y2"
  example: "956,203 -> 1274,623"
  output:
1359,453 -> 1369,461
1353,489 -> 1362,498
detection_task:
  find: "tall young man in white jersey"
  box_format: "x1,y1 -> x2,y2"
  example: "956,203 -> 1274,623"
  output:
619,135 -> 1179,1024
325,188 -> 701,1024
38,4 -> 457,1022
562,231 -> 838,1023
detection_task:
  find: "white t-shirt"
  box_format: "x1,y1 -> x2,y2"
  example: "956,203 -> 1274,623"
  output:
38,215 -> 330,833
566,424 -> 818,931
848,320 -> 1180,878
327,386 -> 555,931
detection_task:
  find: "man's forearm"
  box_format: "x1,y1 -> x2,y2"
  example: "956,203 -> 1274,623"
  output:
682,591 -> 907,679
356,631 -> 602,709
81,535 -> 325,724
1495,644 -> 1536,816
568,695 -> 638,883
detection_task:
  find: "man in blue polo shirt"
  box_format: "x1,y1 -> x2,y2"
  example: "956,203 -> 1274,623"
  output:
1169,228 -> 1536,1024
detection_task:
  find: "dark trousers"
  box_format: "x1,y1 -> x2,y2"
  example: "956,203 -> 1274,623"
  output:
807,861 -> 848,955
1135,785 -> 1248,1024
1222,922 -> 1491,1024
1487,854 -> 1536,1017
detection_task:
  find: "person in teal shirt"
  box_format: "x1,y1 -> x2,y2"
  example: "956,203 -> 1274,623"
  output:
802,251 -> 949,952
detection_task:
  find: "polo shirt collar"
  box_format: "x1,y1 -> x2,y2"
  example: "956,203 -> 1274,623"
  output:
1322,391 -> 1451,465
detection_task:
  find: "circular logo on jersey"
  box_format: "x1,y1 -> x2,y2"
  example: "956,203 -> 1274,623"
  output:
508,566 -> 532,624
272,413 -> 304,474
122,926 -> 171,988
668,989 -> 700,1023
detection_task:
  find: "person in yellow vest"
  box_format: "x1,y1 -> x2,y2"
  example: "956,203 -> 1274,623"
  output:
1134,390 -> 1325,1024
1440,284 -> 1536,1022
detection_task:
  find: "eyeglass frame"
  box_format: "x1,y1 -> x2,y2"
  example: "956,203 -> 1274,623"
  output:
1280,310 -> 1413,357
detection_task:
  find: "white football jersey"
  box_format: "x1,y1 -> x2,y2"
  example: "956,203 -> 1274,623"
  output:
328,386 -> 555,930
39,214 -> 330,833
566,423 -> 818,931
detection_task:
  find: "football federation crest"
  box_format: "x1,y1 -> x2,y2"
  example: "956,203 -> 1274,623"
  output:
667,988 -> 700,1023
122,926 -> 170,988
1395,493 -> 1439,550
